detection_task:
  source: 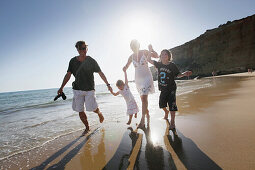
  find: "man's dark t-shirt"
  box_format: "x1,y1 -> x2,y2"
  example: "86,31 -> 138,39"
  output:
67,56 -> 101,91
153,61 -> 180,91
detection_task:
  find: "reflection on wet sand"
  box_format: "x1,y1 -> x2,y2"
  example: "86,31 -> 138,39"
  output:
164,120 -> 222,170
79,128 -> 106,170
103,127 -> 142,170
178,76 -> 249,114
139,123 -> 176,170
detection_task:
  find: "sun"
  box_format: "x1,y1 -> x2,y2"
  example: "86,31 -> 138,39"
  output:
118,13 -> 157,47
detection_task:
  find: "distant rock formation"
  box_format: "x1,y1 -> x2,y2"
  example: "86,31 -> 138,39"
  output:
170,14 -> 255,77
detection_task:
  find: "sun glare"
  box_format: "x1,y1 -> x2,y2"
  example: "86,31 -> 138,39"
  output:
151,131 -> 160,145
118,13 -> 157,47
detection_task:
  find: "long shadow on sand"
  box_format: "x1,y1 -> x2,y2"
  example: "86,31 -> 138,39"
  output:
103,127 -> 140,170
31,128 -> 100,170
104,123 -> 178,170
166,121 -> 222,170
138,123 -> 177,170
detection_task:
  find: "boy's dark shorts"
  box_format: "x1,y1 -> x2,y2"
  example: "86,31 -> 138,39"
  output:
159,90 -> 178,111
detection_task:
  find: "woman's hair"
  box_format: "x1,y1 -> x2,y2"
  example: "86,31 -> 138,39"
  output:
160,49 -> 172,61
116,80 -> 124,87
130,39 -> 140,50
75,41 -> 86,50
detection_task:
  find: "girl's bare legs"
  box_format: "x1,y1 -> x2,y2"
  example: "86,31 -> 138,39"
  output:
170,111 -> 176,129
139,95 -> 148,127
162,107 -> 169,119
127,115 -> 133,125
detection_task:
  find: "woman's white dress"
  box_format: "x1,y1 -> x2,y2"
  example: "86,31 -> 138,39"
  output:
132,52 -> 155,95
119,85 -> 139,115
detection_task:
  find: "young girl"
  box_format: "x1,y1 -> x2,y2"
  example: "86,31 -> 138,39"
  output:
109,70 -> 139,125
148,45 -> 192,129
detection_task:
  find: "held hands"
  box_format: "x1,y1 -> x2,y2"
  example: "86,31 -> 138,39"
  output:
148,44 -> 153,52
148,44 -> 159,58
123,66 -> 127,72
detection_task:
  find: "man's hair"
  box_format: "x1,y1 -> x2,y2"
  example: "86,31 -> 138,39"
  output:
160,49 -> 172,61
75,41 -> 86,49
116,80 -> 124,87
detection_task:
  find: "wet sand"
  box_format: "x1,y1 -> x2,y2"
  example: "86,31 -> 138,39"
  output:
176,72 -> 255,169
1,72 -> 255,169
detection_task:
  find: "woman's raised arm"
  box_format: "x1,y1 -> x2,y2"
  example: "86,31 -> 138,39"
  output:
123,55 -> 132,72
145,44 -> 159,65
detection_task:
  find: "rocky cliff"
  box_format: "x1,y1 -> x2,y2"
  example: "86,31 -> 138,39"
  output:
169,14 -> 255,77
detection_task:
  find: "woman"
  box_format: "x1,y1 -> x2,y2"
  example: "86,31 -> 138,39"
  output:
123,40 -> 158,127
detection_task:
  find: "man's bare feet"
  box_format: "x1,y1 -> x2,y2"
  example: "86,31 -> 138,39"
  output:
135,113 -> 137,118
82,128 -> 90,136
98,112 -> 104,123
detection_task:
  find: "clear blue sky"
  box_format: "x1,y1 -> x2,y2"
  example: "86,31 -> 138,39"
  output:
0,0 -> 254,93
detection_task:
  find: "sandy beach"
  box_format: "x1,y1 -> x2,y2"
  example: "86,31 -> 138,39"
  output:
1,72 -> 255,170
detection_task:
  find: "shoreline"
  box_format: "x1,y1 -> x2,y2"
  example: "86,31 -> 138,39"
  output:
176,72 -> 255,169
1,72 -> 255,169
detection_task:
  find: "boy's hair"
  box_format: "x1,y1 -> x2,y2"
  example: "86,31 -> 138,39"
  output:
160,49 -> 172,61
75,41 -> 86,50
116,80 -> 124,87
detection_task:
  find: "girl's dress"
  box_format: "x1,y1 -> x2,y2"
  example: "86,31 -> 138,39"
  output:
132,52 -> 155,95
119,85 -> 139,115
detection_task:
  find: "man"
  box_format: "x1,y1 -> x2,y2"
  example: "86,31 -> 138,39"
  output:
57,41 -> 112,133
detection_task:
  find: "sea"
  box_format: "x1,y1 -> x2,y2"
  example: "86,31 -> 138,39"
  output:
0,79 -> 214,161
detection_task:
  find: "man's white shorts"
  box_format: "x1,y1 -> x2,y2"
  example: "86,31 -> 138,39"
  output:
72,90 -> 98,112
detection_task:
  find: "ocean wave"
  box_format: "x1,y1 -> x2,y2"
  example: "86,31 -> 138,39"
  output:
22,120 -> 55,129
0,91 -> 112,116
0,99 -> 72,115
0,124 -> 103,161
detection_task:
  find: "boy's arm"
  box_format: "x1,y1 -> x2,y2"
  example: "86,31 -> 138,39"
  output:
177,71 -> 192,78
147,44 -> 159,65
147,52 -> 155,65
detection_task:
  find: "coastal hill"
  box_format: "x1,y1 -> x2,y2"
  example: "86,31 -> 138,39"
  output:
151,14 -> 255,79
172,14 -> 255,77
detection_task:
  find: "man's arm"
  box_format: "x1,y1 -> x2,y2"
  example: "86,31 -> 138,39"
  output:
109,89 -> 119,96
58,72 -> 71,94
98,71 -> 112,91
